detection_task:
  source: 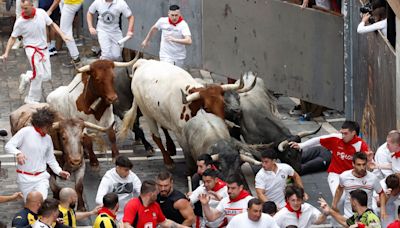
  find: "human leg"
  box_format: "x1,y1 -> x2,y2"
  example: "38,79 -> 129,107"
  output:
60,3 -> 81,60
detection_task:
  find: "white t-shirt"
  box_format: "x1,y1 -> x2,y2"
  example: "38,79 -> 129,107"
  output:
95,167 -> 141,221
227,212 -> 279,228
216,194 -> 253,223
373,143 -> 393,180
155,17 -> 191,60
339,170 -> 382,217
273,203 -> 321,228
88,0 -> 132,33
357,19 -> 387,37
391,154 -> 400,174
255,163 -> 294,208
380,178 -> 400,227
11,8 -> 53,48
190,183 -> 228,227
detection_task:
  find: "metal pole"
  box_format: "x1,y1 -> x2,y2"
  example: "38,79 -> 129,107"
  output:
344,0 -> 354,120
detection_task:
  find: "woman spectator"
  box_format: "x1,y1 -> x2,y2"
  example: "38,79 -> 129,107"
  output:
357,7 -> 387,36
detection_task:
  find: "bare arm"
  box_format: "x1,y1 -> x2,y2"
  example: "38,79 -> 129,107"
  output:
141,25 -> 158,48
199,194 -> 223,222
50,22 -> 71,42
86,12 -> 97,35
76,205 -> 100,220
174,199 -> 195,226
0,36 -> 17,60
0,192 -> 23,203
167,35 -> 192,45
160,219 -> 187,228
380,191 -> 388,219
256,188 -> 267,202
319,197 -> 348,227
331,185 -> 344,211
46,0 -> 61,16
126,15 -> 134,36
314,213 -> 328,225
123,223 -> 133,228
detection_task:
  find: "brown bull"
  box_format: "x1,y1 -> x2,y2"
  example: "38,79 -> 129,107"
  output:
10,103 -> 111,211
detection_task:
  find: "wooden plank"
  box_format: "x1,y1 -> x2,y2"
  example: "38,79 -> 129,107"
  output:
387,0 -> 400,18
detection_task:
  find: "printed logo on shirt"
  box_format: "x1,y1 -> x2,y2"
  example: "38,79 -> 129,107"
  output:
144,222 -> 153,228
101,11 -> 115,24
337,151 -> 353,161
112,182 -> 133,194
281,175 -> 286,179
225,208 -> 244,216
152,212 -> 156,218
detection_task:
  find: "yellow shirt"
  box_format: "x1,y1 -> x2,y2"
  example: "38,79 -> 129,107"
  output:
93,213 -> 117,228
58,205 -> 77,228
64,0 -> 84,5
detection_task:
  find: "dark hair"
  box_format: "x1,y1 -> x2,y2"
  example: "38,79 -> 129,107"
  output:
169,5 -> 180,11
285,185 -> 304,200
262,201 -> 277,215
31,107 -> 56,128
349,189 -> 368,207
156,171 -> 173,182
38,198 -> 59,217
226,174 -> 244,186
286,226 -> 298,228
260,148 -> 278,160
141,180 -> 157,195
197,154 -> 213,166
115,155 -> 133,169
341,120 -> 360,135
371,6 -> 386,20
248,198 -> 262,209
103,192 -> 119,209
398,205 -> 400,215
385,174 -> 400,190
202,169 -> 218,178
352,152 -> 367,163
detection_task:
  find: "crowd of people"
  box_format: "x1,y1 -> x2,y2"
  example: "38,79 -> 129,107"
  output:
0,0 -> 399,227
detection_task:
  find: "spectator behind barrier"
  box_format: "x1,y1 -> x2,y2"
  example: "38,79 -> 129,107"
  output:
357,6 -> 387,36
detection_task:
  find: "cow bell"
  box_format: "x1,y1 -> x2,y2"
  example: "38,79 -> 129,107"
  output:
90,98 -> 102,111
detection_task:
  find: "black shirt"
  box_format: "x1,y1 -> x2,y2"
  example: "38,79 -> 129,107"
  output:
12,208 -> 38,228
157,189 -> 187,224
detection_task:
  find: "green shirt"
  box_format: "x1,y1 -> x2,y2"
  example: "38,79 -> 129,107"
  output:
346,209 -> 381,227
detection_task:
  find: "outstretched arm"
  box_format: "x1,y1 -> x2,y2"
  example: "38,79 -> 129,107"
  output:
141,25 -> 158,48
0,36 -> 17,60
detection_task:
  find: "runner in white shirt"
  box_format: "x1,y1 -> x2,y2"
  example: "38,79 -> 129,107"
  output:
95,155 -> 141,221
5,107 -> 70,201
373,142 -> 394,180
274,186 -> 327,228
87,0 -> 134,60
1,0 -> 70,104
199,174 -> 253,224
227,198 -> 278,228
141,4 -> 192,68
379,174 -> 400,227
370,131 -> 400,173
332,152 -> 383,217
255,148 -> 307,209
189,169 -> 228,227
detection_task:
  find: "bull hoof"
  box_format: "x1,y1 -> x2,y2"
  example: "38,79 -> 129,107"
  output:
165,162 -> 176,171
146,148 -> 155,157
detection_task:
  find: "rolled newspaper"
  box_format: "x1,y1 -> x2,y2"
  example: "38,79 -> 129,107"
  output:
187,176 -> 192,192
117,36 -> 132,47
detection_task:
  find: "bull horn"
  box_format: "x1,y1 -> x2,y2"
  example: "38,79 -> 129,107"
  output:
297,124 -> 322,138
52,121 -> 60,129
278,140 -> 289,152
221,74 -> 244,91
211,154 -> 219,161
113,50 -> 140,67
237,75 -> 257,93
77,65 -> 90,73
181,89 -> 201,104
225,120 -> 240,128
240,154 -> 262,166
248,143 -> 274,150
54,150 -> 63,156
83,121 -> 107,132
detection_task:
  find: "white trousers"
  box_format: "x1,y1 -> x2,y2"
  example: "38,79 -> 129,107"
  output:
328,172 -> 346,226
98,30 -> 123,61
60,3 -> 81,59
24,47 -> 51,103
160,57 -> 184,68
17,172 -> 50,202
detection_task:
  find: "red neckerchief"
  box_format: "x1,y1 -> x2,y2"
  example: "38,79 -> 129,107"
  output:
168,16 -> 183,26
211,164 -> 218,171
228,190 -> 250,203
285,201 -> 302,219
392,150 -> 400,158
25,45 -> 46,79
22,8 -> 36,19
98,207 -> 116,220
34,127 -> 46,137
211,179 -> 226,192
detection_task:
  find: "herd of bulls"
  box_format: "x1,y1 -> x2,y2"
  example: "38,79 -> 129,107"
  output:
8,55 -> 321,210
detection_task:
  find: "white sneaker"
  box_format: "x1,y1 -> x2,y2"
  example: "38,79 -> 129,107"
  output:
19,73 -> 30,95
12,39 -> 22,50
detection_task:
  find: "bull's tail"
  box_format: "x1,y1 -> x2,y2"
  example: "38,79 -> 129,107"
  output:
118,100 -> 138,141
130,59 -> 148,78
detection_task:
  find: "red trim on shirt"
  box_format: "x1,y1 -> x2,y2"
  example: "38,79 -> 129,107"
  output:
228,190 -> 250,203
168,16 -> 183,26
